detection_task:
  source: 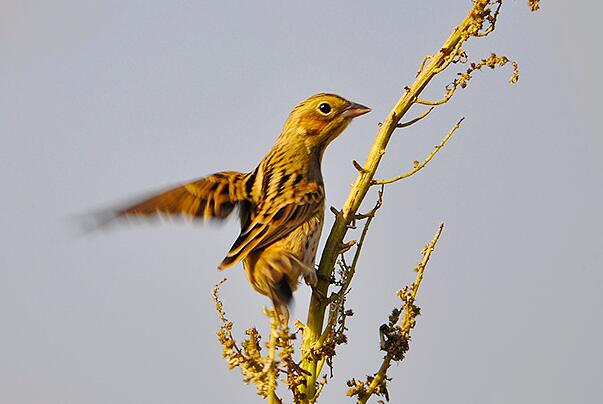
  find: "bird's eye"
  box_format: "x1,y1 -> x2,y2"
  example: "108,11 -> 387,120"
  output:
318,102 -> 332,115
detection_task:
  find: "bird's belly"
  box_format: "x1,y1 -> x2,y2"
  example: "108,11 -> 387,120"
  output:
242,211 -> 323,296
280,211 -> 324,266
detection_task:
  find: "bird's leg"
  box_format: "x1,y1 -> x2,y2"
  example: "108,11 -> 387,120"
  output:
300,262 -> 318,287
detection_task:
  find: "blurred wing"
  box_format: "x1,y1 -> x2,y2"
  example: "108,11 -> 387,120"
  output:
115,171 -> 249,221
219,180 -> 323,269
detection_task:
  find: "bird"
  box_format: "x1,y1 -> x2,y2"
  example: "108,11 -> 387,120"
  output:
102,93 -> 370,322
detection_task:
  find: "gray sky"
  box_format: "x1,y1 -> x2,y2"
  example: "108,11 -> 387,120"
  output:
1,1 -> 601,403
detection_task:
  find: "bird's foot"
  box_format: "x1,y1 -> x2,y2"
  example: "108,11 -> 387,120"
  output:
302,266 -> 318,287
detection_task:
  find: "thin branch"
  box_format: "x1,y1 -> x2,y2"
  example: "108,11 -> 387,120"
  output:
355,223 -> 444,404
415,83 -> 457,106
396,107 -> 434,128
212,278 -> 246,359
475,0 -> 502,37
319,188 -> 382,344
332,187 -> 383,303
418,50 -> 520,108
300,188 -> 384,373
416,54 -> 433,77
352,160 -> 367,173
374,118 -> 464,186
265,309 -> 280,404
313,375 -> 328,402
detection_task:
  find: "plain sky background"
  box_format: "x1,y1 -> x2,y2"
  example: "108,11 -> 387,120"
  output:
1,1 -> 601,403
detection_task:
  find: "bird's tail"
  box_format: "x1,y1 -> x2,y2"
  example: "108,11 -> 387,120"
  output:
270,277 -> 294,324
242,250 -> 311,324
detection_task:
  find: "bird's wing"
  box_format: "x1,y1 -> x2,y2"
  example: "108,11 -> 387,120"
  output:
219,180 -> 323,269
113,171 -> 250,221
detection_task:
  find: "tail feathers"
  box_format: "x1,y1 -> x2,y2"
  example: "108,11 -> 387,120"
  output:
241,251 -> 310,324
270,277 -> 293,324
263,254 -> 297,324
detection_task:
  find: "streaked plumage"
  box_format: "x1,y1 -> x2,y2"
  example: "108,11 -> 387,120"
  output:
110,93 -> 370,321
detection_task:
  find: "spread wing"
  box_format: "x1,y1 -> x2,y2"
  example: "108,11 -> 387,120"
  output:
115,171 -> 247,219
219,180 -> 323,269
114,171 -> 249,220
82,172 -> 251,231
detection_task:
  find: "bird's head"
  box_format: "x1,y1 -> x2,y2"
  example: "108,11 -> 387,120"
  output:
279,93 -> 371,157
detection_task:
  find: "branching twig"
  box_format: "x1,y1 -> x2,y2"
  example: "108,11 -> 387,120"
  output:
373,118 -> 464,185
348,224 -> 445,403
417,51 -> 519,106
300,188 -> 384,394
213,280 -> 288,400
416,54 -> 433,77
396,107 -> 434,128
265,309 -> 281,404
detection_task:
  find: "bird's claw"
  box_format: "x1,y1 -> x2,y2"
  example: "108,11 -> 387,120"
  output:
302,267 -> 318,287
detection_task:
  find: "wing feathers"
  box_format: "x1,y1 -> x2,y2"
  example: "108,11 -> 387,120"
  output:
98,167 -> 323,274
219,180 -> 323,269
115,171 -> 248,221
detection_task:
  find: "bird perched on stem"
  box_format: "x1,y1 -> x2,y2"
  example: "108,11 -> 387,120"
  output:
101,93 -> 370,322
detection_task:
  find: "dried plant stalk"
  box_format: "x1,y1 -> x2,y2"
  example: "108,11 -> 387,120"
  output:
300,1 -> 528,398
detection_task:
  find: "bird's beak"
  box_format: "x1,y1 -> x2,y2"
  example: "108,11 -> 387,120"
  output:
342,102 -> 371,119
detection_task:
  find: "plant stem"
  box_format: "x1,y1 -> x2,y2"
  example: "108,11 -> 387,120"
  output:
358,223 -> 443,404
299,1 -> 491,400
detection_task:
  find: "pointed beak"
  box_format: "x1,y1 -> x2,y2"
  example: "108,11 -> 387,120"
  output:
342,102 -> 371,119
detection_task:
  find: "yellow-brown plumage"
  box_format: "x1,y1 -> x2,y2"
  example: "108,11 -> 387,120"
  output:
111,93 -> 370,321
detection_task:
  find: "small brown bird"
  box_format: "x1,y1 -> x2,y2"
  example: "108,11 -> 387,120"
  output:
108,93 -> 370,321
